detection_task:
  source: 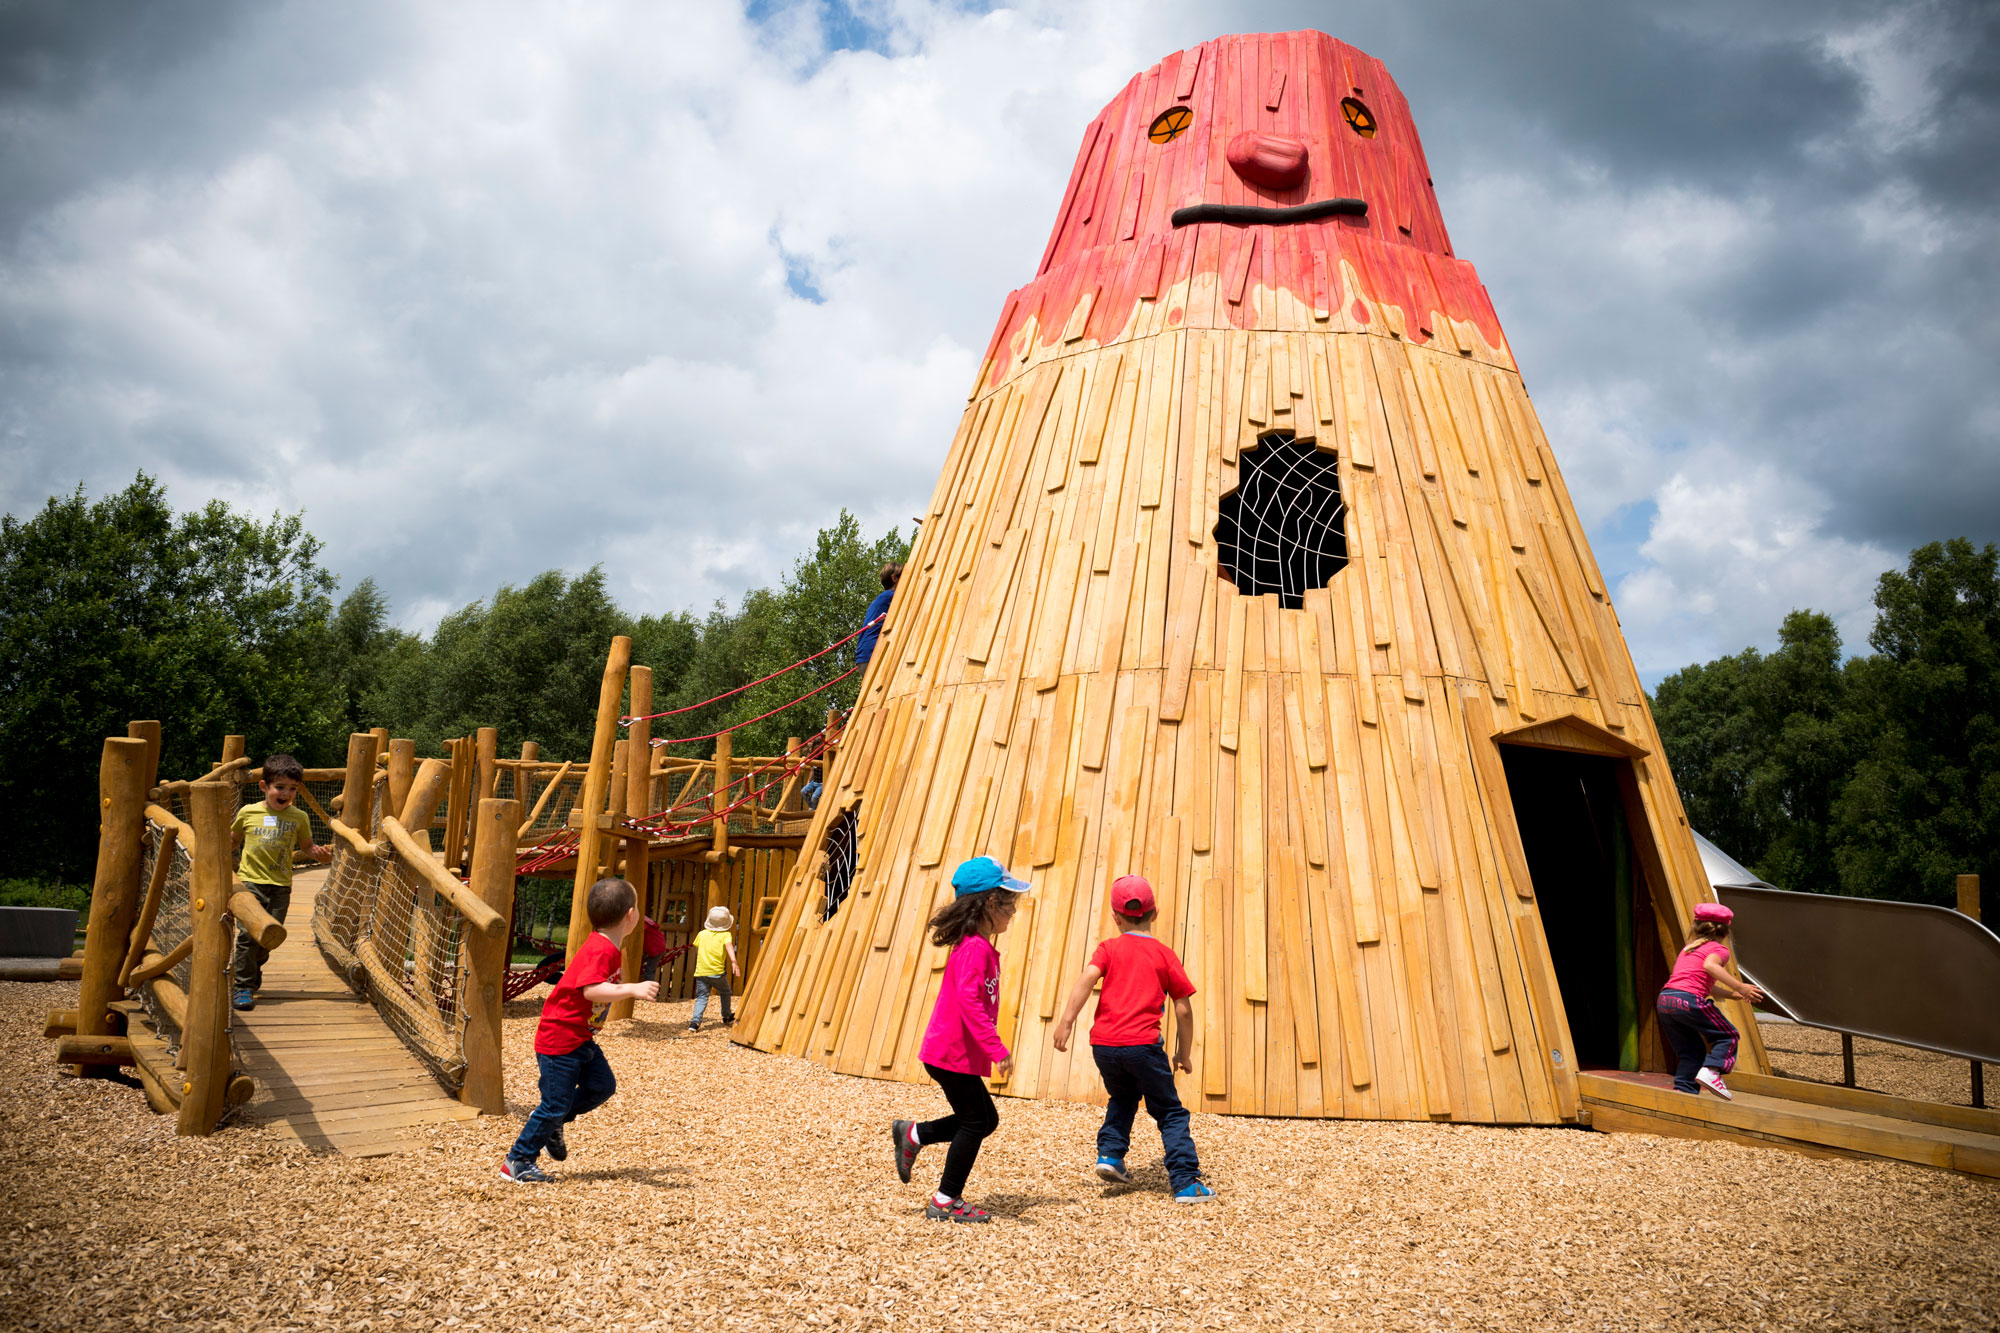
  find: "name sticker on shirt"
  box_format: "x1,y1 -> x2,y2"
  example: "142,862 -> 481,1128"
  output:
263,816 -> 279,827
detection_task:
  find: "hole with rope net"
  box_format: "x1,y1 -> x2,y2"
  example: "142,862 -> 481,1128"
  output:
819,806 -> 859,922
1213,430 -> 1349,608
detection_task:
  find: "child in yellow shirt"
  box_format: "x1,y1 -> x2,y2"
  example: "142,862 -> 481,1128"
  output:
229,754 -> 330,1009
689,907 -> 740,1031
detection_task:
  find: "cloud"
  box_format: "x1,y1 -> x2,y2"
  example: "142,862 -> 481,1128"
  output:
1615,461 -> 1898,673
0,0 -> 1993,685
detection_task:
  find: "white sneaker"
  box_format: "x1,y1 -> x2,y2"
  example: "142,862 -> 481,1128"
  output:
1695,1067 -> 1732,1099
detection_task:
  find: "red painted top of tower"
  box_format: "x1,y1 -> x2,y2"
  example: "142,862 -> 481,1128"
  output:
981,32 -> 1510,387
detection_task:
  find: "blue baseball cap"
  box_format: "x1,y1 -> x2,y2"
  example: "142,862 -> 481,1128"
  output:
951,855 -> 1030,897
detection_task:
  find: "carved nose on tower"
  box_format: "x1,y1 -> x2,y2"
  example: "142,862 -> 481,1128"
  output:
1226,132 -> 1309,190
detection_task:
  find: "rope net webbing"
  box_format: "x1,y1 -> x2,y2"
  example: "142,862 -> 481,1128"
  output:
134,819 -> 198,1055
310,837 -> 474,1089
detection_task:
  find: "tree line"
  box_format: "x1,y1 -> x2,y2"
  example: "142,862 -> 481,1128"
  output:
6,475 -> 1992,914
1652,538 -> 1997,915
0,475 -> 907,883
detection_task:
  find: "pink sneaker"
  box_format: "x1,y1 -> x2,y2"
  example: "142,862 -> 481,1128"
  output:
1695,1067 -> 1732,1099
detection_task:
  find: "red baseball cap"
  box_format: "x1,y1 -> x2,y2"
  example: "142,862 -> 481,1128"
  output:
1111,875 -> 1155,917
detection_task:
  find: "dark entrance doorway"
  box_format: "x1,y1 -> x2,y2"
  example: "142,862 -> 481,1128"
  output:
1499,744 -> 1655,1072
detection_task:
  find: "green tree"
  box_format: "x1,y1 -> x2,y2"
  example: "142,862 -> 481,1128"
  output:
1834,539 -> 1999,904
1652,610 -> 1857,891
722,511 -> 910,757
386,569 -> 634,759
0,475 -> 338,879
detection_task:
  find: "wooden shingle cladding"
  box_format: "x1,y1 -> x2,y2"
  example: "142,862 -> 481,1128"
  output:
737,31 -> 1764,1122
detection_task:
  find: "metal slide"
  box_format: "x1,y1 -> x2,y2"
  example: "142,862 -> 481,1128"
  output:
1575,837 -> 2000,1178
1693,834 -> 2000,1067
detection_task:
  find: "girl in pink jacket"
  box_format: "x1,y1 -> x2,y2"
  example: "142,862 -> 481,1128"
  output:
889,856 -> 1031,1224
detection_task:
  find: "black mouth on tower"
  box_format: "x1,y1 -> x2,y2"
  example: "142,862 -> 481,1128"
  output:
1171,199 -> 1367,228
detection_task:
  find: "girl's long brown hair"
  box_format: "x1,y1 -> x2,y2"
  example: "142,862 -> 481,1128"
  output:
929,890 -> 1004,949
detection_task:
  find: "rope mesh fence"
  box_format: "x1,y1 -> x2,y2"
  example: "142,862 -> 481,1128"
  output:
134,818 -> 197,1054
310,837 -> 475,1089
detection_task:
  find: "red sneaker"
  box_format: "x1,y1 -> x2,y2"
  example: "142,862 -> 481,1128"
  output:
924,1196 -> 992,1224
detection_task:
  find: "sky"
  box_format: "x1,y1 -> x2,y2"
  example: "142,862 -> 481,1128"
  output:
2,0 -> 1994,684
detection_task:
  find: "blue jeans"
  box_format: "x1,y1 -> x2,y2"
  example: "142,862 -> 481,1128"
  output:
692,974 -> 733,1026
508,1040 -> 616,1162
1656,989 -> 1740,1093
1092,1043 -> 1202,1190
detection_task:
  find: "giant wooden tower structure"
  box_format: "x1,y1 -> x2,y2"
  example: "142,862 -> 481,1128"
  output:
737,31 -> 1764,1123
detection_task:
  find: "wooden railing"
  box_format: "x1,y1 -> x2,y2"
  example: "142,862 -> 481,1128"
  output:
45,727 -> 257,1135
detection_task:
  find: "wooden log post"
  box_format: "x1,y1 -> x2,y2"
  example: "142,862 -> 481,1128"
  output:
599,740 -> 630,882
402,757 -> 450,833
566,636 -> 634,961
129,720 -> 162,795
387,739 -> 416,824
339,733 -> 378,843
472,726 -> 500,864
221,734 -> 246,768
707,729 -> 732,910
518,741 -> 541,809
369,726 -> 390,764
1958,875 -> 1984,1107
612,667 -> 653,1021
178,782 -> 237,1135
73,737 -> 150,1048
462,797 -> 522,1113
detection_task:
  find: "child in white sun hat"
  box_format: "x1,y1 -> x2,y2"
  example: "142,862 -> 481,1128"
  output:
689,905 -> 740,1032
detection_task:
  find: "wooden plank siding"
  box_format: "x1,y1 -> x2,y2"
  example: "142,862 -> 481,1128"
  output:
737,30 -> 1743,1124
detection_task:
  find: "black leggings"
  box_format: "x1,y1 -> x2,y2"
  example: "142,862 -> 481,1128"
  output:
918,1063 -> 999,1200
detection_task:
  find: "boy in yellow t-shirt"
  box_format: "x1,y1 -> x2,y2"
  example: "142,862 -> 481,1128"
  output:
229,754 -> 330,1009
689,906 -> 740,1031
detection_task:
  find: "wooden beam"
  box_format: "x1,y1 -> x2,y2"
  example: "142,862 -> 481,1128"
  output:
461,797 -> 521,1114
379,816 -> 506,937
77,737 -> 149,1045
567,636 -> 633,960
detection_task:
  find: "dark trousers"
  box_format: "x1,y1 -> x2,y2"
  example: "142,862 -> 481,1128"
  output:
1093,1043 -> 1203,1189
692,974 -> 733,1025
918,1063 -> 1000,1200
1656,989 -> 1740,1093
509,1040 -> 616,1162
230,879 -> 292,991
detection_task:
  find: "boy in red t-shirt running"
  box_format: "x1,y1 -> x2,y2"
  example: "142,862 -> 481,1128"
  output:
500,878 -> 658,1184
1052,875 -> 1213,1202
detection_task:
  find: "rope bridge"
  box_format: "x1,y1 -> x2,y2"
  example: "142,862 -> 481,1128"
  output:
312,819 -> 505,1090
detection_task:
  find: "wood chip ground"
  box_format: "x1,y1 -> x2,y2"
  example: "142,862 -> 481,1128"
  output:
4,983 -> 1995,1331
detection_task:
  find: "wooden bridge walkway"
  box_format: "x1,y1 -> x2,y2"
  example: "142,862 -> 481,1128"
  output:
226,868 -> 478,1156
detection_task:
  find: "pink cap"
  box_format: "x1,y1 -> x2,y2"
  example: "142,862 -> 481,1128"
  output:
1693,902 -> 1733,923
1111,875 -> 1156,917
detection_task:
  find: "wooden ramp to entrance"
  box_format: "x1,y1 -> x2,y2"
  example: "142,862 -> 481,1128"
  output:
228,869 -> 478,1157
1581,1070 -> 2000,1179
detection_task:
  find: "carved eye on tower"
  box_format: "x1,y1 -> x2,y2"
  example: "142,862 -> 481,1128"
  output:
1340,98 -> 1378,138
1149,107 -> 1192,144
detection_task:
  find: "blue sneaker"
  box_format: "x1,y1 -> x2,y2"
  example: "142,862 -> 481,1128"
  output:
1094,1156 -> 1130,1183
232,989 -> 255,1011
500,1157 -> 552,1184
1173,1181 -> 1215,1203
546,1124 -> 568,1161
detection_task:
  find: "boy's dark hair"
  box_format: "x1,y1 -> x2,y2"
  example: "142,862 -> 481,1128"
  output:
1686,918 -> 1731,945
928,889 -> 1006,949
261,754 -> 305,784
880,562 -> 904,591
586,878 -> 638,929
1114,906 -> 1159,926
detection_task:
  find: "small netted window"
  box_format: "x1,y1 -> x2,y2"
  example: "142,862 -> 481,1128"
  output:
819,807 -> 859,922
1213,430 -> 1348,608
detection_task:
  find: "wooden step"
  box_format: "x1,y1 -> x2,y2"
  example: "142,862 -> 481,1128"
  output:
1579,1071 -> 2000,1178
